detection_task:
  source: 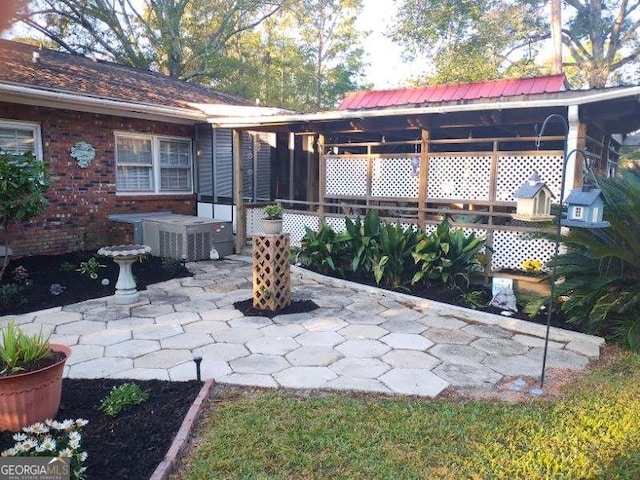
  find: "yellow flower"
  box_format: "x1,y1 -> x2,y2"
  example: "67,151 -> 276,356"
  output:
522,259 -> 542,273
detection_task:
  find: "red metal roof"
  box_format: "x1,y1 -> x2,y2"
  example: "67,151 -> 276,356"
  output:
338,74 -> 568,110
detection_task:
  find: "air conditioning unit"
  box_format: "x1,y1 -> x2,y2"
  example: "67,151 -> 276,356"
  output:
142,214 -> 233,261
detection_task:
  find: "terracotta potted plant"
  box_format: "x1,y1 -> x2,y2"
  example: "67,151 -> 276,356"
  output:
262,203 -> 284,234
0,321 -> 71,432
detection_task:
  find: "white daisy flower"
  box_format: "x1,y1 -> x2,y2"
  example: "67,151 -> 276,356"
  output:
58,448 -> 73,458
75,419 -> 89,427
12,433 -> 27,442
23,439 -> 38,450
79,451 -> 88,461
1,448 -> 17,457
29,423 -> 49,434
68,431 -> 81,442
59,419 -> 75,430
40,438 -> 56,451
68,438 -> 80,450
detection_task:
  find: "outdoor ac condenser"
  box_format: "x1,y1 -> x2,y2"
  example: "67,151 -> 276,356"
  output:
142,214 -> 233,261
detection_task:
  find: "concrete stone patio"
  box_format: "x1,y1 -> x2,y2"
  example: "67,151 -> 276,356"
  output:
1,257 -> 604,397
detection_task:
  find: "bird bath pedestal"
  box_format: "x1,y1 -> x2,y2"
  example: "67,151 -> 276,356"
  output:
98,244 -> 151,305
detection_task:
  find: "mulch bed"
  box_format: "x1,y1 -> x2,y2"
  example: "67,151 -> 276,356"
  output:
0,251 -> 192,315
233,298 -> 319,318
0,379 -> 203,480
311,269 -> 579,332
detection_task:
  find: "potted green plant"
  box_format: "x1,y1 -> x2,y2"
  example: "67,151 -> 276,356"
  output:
262,203 -> 284,234
0,321 -> 71,432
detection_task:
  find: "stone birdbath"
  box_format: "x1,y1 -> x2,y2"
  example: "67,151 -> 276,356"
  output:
98,244 -> 151,305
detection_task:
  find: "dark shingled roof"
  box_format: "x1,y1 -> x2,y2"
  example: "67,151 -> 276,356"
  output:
565,188 -> 604,206
0,39 -> 251,109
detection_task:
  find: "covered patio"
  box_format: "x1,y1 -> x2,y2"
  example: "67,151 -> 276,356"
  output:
208,75 -> 640,271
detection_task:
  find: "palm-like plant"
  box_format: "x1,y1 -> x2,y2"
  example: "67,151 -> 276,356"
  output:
373,222 -> 424,290
552,167 -> 640,350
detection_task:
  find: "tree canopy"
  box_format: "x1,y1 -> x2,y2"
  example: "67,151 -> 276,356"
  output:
16,0 -> 368,110
391,0 -> 640,87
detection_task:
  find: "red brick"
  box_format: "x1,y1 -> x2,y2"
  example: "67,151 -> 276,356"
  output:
1,102 -> 196,256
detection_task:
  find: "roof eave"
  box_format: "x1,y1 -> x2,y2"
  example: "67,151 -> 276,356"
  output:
211,87 -> 640,129
0,82 -> 208,124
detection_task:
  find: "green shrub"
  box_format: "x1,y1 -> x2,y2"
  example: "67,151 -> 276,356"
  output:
77,256 -> 105,280
99,382 -> 149,416
373,222 -> 424,290
0,283 -> 24,310
551,168 -> 640,350
0,151 -> 51,282
412,218 -> 486,289
57,260 -> 77,272
263,203 -> 283,219
295,222 -> 347,276
0,321 -> 51,375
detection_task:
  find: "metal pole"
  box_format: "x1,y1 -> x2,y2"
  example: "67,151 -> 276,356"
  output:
535,114 -> 569,390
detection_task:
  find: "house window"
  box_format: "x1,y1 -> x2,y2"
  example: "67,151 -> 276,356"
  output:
573,206 -> 583,220
0,120 -> 42,159
115,133 -> 192,194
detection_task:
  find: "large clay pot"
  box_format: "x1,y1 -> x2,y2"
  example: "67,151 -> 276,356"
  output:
0,344 -> 70,432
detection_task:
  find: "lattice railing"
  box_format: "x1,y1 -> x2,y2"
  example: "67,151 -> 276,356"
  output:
427,154 -> 491,200
496,152 -> 563,202
371,156 -> 419,198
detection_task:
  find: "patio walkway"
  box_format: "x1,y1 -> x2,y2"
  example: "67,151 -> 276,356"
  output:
3,257 -> 604,397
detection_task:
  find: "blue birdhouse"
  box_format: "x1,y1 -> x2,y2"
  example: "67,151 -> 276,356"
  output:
513,171 -> 555,221
562,186 -> 610,228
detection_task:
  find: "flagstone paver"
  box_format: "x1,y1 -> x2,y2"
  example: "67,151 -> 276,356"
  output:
295,331 -> 345,347
381,333 -> 433,351
336,340 -> 391,358
274,366 -> 338,388
381,350 -> 441,370
379,368 -> 449,397
285,346 -> 343,366
17,257 -> 600,398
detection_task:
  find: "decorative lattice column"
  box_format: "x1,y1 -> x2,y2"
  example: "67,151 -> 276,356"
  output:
252,234 -> 291,311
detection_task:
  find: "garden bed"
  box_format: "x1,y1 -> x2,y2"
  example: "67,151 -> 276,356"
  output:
0,251 -> 192,316
0,379 -> 203,480
306,268 -> 579,332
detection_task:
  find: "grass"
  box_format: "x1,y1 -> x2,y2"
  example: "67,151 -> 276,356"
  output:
175,349 -> 640,479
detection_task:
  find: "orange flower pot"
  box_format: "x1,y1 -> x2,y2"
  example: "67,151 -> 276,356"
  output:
0,344 -> 71,432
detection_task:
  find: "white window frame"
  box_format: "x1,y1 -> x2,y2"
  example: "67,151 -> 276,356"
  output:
0,119 -> 42,160
115,131 -> 193,195
572,206 -> 584,220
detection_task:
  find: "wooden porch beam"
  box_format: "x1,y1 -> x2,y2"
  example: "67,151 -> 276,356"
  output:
232,129 -> 246,254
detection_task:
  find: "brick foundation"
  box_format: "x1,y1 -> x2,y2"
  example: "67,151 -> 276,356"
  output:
0,102 -> 196,257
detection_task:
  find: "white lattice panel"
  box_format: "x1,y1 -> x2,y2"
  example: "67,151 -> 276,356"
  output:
325,156 -> 368,196
283,214 -> 319,247
496,153 -> 563,202
427,155 -> 491,200
246,207 -> 265,236
325,217 -> 347,233
371,157 -> 419,198
491,230 -> 556,271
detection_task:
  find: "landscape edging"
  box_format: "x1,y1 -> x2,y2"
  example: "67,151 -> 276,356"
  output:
148,379 -> 215,480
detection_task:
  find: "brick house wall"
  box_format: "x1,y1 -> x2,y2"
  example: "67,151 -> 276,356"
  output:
0,102 -> 197,257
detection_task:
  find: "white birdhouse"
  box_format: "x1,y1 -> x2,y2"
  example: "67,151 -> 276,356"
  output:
513,171 -> 555,222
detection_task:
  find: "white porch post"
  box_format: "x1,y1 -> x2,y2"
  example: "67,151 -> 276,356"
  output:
565,104 -> 581,200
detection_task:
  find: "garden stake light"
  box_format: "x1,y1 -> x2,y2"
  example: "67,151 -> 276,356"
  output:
192,349 -> 203,382
532,114 -> 610,394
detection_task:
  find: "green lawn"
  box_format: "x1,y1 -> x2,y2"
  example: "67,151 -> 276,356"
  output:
175,350 -> 640,479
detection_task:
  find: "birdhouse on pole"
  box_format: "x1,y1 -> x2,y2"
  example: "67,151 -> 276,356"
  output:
513,171 -> 555,221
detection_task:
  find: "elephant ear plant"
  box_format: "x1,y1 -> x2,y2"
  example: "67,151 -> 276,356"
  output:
0,151 -> 51,282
